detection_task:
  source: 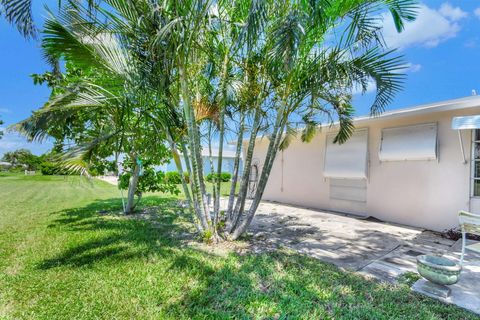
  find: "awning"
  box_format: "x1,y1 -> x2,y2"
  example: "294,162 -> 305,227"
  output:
452,115 -> 480,129
450,116 -> 480,164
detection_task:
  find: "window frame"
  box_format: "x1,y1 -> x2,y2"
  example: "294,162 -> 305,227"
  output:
471,129 -> 480,197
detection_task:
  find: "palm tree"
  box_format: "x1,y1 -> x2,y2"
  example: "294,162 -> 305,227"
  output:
156,0 -> 418,240
15,0 -> 419,242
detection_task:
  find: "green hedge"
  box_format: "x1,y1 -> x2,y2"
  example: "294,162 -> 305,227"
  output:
165,171 -> 232,183
40,162 -> 77,175
165,171 -> 190,184
206,172 -> 231,183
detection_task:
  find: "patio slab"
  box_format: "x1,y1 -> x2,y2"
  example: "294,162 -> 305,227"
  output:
249,201 -> 423,271
247,201 -> 480,315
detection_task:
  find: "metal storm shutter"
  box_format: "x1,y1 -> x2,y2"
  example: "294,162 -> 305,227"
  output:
379,123 -> 437,161
324,129 -> 368,179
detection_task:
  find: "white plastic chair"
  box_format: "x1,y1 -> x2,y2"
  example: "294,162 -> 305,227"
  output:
458,210 -> 480,264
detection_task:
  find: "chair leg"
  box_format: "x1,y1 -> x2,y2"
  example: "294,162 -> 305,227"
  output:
460,232 -> 466,265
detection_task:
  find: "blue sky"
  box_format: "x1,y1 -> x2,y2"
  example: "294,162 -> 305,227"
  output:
1,0 -> 480,156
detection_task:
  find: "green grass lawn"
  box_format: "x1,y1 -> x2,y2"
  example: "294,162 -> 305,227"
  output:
0,174 -> 477,319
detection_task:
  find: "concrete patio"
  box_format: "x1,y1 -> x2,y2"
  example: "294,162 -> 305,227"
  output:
248,201 -> 480,315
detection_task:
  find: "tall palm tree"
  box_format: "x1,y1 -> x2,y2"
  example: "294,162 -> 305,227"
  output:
15,0 -> 419,242
156,0 -> 419,240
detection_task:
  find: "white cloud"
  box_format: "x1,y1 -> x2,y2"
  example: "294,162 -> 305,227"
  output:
0,130 -> 52,157
474,8 -> 480,18
352,62 -> 421,96
0,108 -> 11,114
352,80 -> 376,95
382,3 -> 466,50
404,63 -> 422,73
439,3 -> 468,21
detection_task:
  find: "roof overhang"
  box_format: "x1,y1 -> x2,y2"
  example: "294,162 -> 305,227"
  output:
233,95 -> 480,145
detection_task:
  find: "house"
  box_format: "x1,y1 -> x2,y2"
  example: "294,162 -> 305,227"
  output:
0,161 -> 12,169
244,96 -> 480,232
161,148 -> 242,175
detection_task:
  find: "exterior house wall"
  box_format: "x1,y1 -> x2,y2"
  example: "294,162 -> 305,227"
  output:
246,107 -> 480,232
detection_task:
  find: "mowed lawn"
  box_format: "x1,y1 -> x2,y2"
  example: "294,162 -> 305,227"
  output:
0,174 -> 477,319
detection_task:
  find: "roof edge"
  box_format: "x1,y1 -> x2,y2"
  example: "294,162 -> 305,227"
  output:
233,95 -> 480,145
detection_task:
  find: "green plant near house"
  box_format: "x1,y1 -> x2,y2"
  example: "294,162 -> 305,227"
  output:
118,161 -> 179,213
206,172 -> 232,183
165,171 -> 190,184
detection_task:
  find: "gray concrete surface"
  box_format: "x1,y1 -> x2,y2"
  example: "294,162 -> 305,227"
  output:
247,201 -> 480,315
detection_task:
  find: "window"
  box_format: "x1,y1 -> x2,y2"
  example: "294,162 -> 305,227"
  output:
379,123 -> 437,161
324,129 -> 368,179
472,130 -> 480,196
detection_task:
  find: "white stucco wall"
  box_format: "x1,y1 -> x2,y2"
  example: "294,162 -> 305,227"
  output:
247,107 -> 480,231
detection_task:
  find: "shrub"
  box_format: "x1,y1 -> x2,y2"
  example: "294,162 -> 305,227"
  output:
221,172 -> 231,182
40,162 -> 63,175
165,171 -> 189,184
119,168 -> 179,195
206,172 -> 231,182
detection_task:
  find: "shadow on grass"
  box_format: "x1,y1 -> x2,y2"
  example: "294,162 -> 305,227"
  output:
37,195 -> 195,270
163,249 -> 474,319
33,195 -> 478,318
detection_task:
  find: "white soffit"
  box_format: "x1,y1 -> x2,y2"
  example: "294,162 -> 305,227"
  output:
324,129 -> 368,179
452,115 -> 480,130
379,123 -> 437,161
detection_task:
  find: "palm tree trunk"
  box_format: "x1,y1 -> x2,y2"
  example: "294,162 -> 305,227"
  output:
226,110 -> 245,220
178,60 -> 211,232
167,135 -> 203,233
228,107 -> 261,232
213,53 -> 230,229
207,123 -> 217,207
230,104 -> 287,239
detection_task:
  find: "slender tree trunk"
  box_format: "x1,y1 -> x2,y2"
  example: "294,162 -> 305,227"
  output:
214,109 -> 225,230
230,119 -> 286,239
178,60 -> 211,233
179,140 -> 206,228
226,110 -> 245,220
230,103 -> 288,239
213,52 -> 230,230
167,134 -> 203,234
125,158 -> 140,214
228,107 -> 261,232
207,123 -> 217,207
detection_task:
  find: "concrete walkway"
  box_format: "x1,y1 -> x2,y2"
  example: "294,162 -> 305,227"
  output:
248,201 -> 480,315
96,176 -> 118,185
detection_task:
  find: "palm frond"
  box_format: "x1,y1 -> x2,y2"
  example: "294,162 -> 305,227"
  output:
279,124 -> 296,151
1,0 -> 36,38
300,115 -> 317,143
